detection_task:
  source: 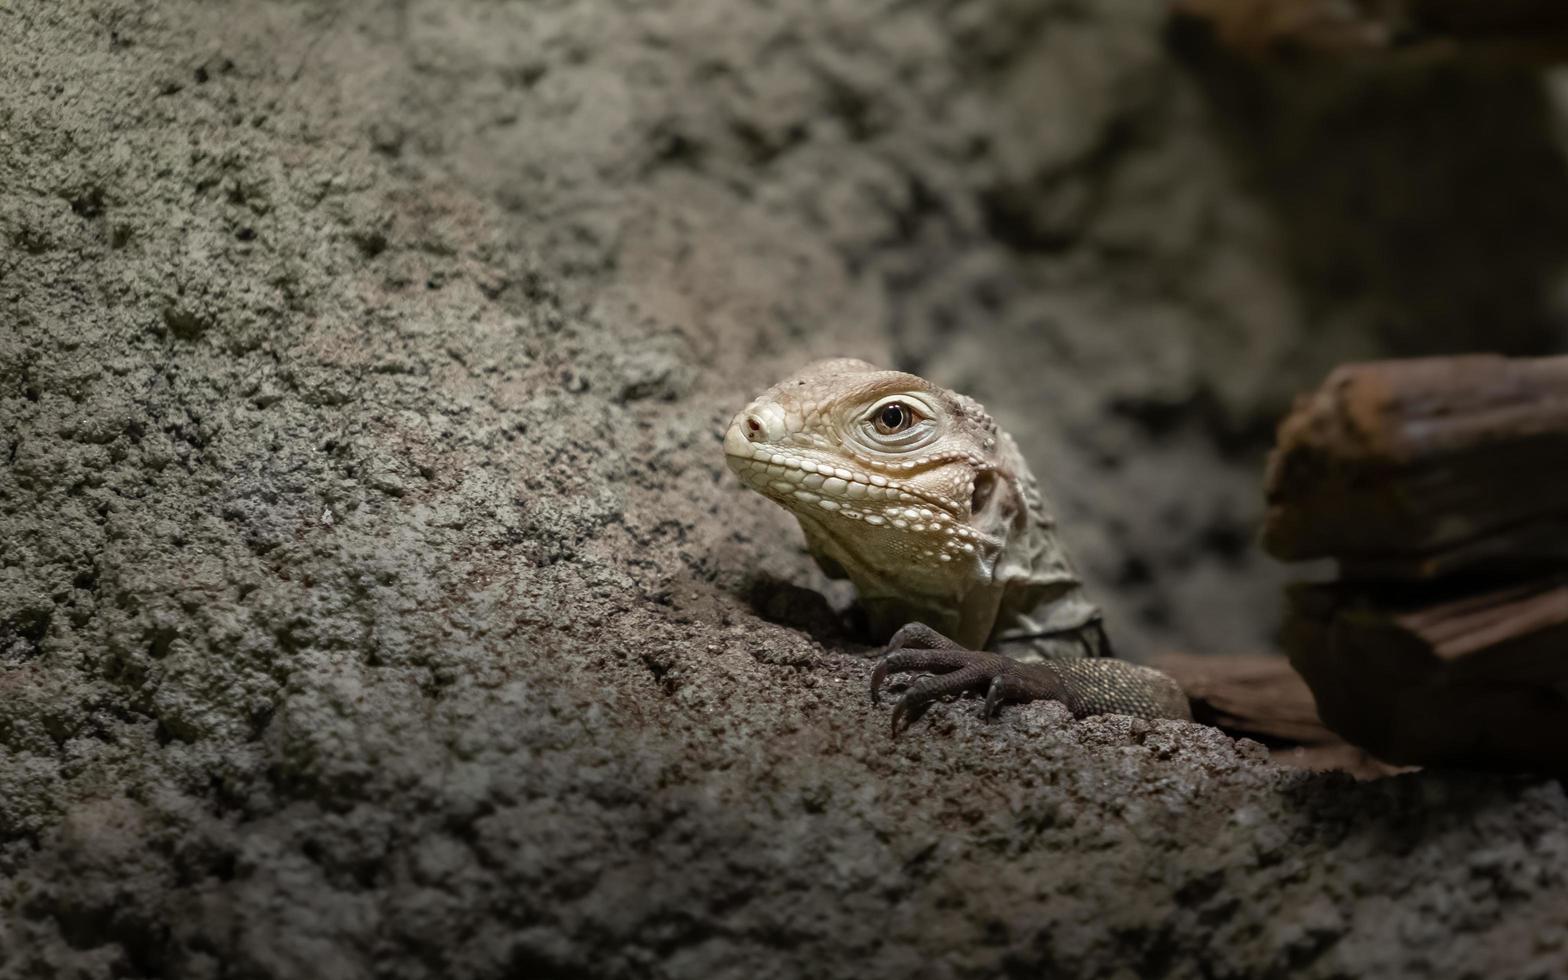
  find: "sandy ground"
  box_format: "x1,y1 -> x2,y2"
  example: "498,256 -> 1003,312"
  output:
4,2 -> 1568,977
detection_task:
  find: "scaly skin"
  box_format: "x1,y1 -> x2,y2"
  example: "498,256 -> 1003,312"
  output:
724,359 -> 1190,732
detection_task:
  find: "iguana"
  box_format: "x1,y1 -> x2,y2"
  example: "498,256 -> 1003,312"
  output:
723,359 -> 1190,734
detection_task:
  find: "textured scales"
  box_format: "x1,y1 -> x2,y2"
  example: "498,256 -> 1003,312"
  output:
725,359 -> 1190,727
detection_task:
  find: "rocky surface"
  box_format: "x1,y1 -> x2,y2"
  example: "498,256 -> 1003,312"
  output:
4,1 -> 1568,977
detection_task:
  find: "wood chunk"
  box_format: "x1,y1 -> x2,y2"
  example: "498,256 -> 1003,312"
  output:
1262,355 -> 1568,573
1153,650 -> 1329,744
1173,0 -> 1392,57
1283,576 -> 1568,770
1152,650 -> 1408,778
1336,517 -> 1568,581
1175,0 -> 1568,61
1264,354 -> 1568,770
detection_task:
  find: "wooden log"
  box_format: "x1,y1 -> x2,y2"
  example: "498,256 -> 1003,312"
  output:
1262,355 -> 1568,576
1153,650 -> 1329,744
1152,650 -> 1408,778
1174,0 -> 1568,61
1283,576 -> 1568,770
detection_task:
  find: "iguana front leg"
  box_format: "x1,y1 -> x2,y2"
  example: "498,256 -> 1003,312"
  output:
870,623 -> 1192,735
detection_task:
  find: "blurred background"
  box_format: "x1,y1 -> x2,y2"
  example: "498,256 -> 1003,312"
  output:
12,1 -> 1568,663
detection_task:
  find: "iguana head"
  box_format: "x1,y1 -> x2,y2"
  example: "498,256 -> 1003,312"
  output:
723,358 -> 1036,644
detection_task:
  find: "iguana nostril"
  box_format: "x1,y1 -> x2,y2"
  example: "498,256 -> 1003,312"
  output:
741,403 -> 787,444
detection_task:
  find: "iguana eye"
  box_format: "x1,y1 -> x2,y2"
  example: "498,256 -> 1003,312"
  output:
873,401 -> 920,435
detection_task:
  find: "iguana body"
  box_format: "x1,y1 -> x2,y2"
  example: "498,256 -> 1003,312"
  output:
724,359 -> 1190,731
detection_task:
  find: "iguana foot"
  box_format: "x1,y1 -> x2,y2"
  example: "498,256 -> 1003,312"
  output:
870,623 -> 1191,736
870,641 -> 1073,737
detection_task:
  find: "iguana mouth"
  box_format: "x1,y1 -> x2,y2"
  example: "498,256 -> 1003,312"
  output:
724,441 -> 983,559
724,441 -> 970,520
